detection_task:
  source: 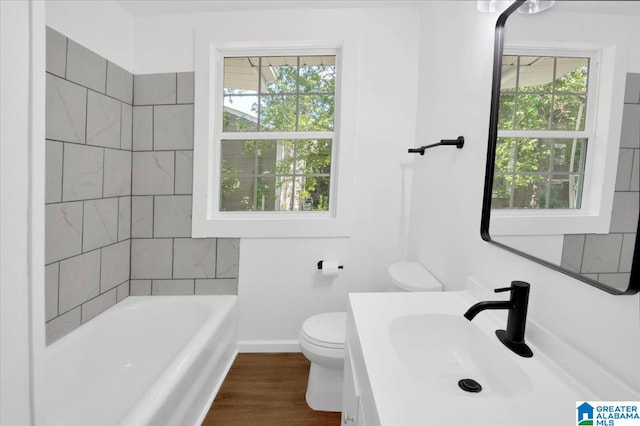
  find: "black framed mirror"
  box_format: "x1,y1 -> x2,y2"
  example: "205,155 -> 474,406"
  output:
481,1 -> 640,295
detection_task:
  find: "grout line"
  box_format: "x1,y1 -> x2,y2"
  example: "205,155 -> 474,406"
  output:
104,61 -> 108,95
45,137 -> 131,151
46,71 -> 133,106
97,277 -> 129,298
116,197 -> 121,242
57,294 -> 89,320
56,262 -> 61,319
119,101 -> 123,150
45,239 -> 125,267
82,86 -> 89,146
64,37 -> 69,80
62,285 -> 117,323
152,196 -> 155,238
59,141 -> 65,202
98,247 -> 103,295
146,278 -> 201,281
578,234 -> 587,273
101,147 -> 105,198
611,189 -> 638,193
215,238 -> 219,279
171,238 -> 175,279
128,101 -> 134,150
129,101 -> 134,247
130,101 -> 186,107
616,234 -> 624,273
46,194 -> 127,206
120,147 -> 191,153
128,238 -> 132,289
44,305 -> 79,326
80,201 -> 85,253
111,99 -> 196,107
152,105 -> 155,151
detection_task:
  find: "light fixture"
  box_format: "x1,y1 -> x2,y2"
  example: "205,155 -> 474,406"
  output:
476,0 -> 512,13
517,0 -> 555,14
476,0 -> 555,14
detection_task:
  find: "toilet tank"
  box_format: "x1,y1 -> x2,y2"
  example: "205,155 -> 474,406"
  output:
387,261 -> 443,292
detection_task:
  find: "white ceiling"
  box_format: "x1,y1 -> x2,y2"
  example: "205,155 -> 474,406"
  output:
114,0 -> 423,18
113,0 -> 640,19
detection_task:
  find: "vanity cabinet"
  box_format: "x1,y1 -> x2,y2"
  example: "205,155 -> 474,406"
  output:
341,341 -> 361,425
341,308 -> 378,426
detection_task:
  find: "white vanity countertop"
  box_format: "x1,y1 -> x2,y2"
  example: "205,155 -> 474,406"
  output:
348,291 -> 596,426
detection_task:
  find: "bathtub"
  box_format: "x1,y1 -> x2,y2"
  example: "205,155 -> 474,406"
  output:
46,295 -> 238,426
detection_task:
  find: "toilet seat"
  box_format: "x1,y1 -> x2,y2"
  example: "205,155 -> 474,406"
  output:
300,312 -> 346,350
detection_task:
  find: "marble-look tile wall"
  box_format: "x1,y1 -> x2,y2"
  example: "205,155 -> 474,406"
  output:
44,30 -> 240,344
129,72 -> 240,296
45,27 -> 132,343
561,73 -> 640,291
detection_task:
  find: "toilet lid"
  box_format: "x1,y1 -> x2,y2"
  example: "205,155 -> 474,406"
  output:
388,261 -> 443,292
301,312 -> 346,349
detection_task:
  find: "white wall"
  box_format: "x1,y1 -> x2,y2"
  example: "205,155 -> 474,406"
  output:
46,0 -> 134,71
133,7 -> 421,348
492,235 -> 564,264
0,0 -> 45,423
408,1 -> 640,392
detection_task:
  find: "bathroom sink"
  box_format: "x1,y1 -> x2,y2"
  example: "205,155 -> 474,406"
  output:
348,292 -> 593,426
389,314 -> 532,397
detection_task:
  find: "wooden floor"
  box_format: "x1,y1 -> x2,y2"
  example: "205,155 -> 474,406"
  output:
202,353 -> 341,426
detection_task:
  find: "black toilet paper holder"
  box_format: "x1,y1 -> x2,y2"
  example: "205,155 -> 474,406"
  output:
317,260 -> 344,270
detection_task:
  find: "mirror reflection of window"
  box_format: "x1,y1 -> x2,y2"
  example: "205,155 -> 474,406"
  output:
494,54 -> 591,210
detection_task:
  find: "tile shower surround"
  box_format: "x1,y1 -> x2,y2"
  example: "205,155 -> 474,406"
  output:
129,72 -> 239,299
45,28 -> 239,344
560,73 -> 640,291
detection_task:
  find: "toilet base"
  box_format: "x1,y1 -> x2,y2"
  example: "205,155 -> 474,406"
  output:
305,362 -> 343,412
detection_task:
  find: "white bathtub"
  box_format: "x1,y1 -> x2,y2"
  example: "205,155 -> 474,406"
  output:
46,295 -> 238,426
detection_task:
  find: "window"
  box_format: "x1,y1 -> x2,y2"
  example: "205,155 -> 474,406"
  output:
493,54 -> 592,210
192,39 -> 357,238
220,55 -> 335,212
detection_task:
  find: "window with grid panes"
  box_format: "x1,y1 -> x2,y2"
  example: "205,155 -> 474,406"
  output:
493,53 -> 592,210
219,55 -> 336,213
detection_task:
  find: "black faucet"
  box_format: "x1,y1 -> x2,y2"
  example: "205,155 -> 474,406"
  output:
464,281 -> 533,358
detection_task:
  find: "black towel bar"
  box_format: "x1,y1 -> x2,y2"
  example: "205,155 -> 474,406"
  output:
408,136 -> 464,155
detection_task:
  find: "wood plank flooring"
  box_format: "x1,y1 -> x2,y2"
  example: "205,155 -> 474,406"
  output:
203,353 -> 341,426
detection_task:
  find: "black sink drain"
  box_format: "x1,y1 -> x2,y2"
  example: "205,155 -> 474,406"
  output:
458,378 -> 482,393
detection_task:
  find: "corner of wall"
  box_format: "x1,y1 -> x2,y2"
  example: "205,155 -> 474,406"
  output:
45,0 -> 135,72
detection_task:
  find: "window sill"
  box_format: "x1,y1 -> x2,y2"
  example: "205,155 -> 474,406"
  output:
490,209 -> 612,236
191,215 -> 352,238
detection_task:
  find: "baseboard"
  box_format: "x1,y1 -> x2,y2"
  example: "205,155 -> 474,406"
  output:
237,339 -> 301,353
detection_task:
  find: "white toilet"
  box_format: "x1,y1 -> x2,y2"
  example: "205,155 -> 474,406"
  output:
299,261 -> 443,412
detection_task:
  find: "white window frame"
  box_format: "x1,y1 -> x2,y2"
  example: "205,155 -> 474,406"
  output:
491,44 -> 625,236
216,50 -> 337,215
192,38 -> 356,238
